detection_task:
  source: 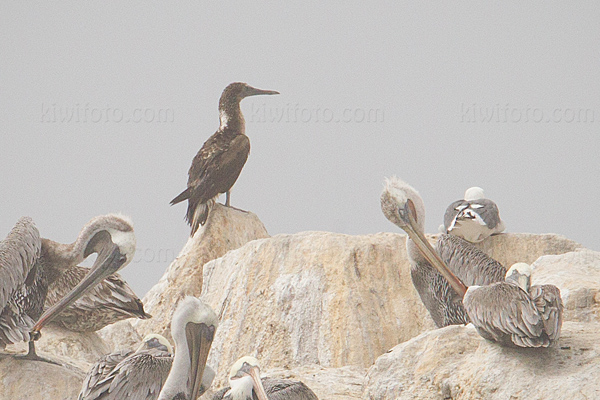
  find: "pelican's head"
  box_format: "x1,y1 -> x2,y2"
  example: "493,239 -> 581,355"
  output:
81,213 -> 136,269
464,187 -> 485,201
505,263 -> 533,291
168,297 -> 218,400
380,176 -> 426,232
227,356 -> 269,400
138,333 -> 173,354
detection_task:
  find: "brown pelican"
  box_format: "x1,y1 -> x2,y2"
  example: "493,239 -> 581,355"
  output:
380,177 -> 506,327
45,266 -> 150,332
0,214 -> 136,362
441,186 -> 505,243
157,296 -> 217,400
212,356 -> 319,400
170,82 -> 279,236
78,332 -> 216,400
463,262 -> 563,347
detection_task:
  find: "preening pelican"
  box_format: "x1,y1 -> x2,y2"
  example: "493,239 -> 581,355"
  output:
170,82 -> 279,236
464,263 -> 563,347
0,214 -> 136,362
212,356 -> 319,400
45,266 -> 150,332
380,177 -> 506,327
78,333 -> 216,400
442,186 -> 505,243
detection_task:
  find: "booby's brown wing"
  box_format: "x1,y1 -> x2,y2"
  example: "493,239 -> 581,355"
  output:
464,282 -> 548,347
79,349 -> 172,400
45,266 -> 150,332
187,133 -> 250,203
0,217 -> 41,310
530,284 -> 563,341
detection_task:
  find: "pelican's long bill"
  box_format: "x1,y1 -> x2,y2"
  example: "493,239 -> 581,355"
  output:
402,199 -> 468,297
245,365 -> 269,400
31,242 -> 126,335
186,321 -> 216,400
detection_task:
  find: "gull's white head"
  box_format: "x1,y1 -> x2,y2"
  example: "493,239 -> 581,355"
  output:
505,262 -> 533,291
464,187 -> 485,201
380,176 -> 426,231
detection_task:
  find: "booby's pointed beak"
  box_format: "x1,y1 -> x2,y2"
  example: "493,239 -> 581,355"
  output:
245,86 -> 280,97
186,321 -> 216,400
246,365 -> 269,400
31,243 -> 126,337
400,199 -> 467,297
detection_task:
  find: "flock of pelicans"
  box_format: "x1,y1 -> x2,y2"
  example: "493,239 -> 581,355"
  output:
0,82 -> 563,399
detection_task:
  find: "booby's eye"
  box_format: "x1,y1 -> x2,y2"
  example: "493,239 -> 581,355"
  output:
119,255 -> 127,263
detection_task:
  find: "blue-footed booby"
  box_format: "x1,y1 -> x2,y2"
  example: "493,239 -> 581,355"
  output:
170,82 -> 279,236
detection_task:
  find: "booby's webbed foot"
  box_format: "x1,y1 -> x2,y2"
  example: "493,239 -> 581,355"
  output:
225,191 -> 231,207
225,205 -> 249,214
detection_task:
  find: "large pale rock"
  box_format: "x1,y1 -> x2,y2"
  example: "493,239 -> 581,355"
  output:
469,232 -> 581,267
202,231 -> 432,379
364,321 -> 600,400
98,320 -> 142,352
532,249 -> 600,323
135,203 -> 269,339
200,230 -> 579,386
0,357 -> 85,400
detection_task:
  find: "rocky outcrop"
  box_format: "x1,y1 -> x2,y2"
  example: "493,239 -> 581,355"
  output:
134,203 -> 269,340
0,357 -> 85,400
364,321 -> 600,400
196,230 -> 582,387
531,249 -> 600,323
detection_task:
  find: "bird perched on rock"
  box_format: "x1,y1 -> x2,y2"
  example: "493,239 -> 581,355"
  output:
79,298 -> 218,400
0,214 -> 136,363
442,186 -> 505,243
170,82 -> 279,236
212,356 -> 319,400
463,262 -> 563,347
381,177 -> 506,327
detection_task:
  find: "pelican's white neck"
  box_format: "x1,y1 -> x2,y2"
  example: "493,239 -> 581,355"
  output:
227,376 -> 255,400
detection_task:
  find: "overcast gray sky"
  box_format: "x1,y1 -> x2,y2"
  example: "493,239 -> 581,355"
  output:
1,2 -> 599,297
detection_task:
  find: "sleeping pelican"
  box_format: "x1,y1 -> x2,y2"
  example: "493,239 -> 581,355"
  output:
211,356 -> 319,400
380,177 -> 506,327
78,333 -> 215,400
464,262 -> 563,347
442,186 -> 505,243
0,214 -> 136,362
